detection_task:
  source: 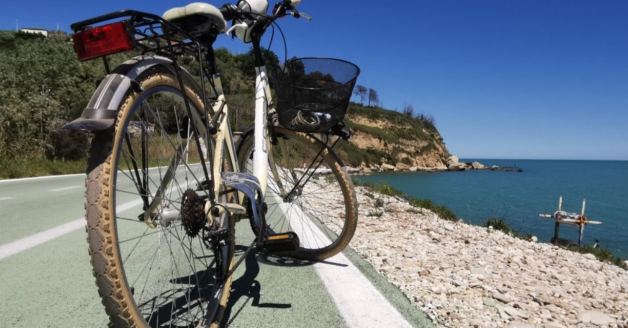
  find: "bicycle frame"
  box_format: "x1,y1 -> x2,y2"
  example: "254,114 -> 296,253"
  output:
66,8 -> 301,240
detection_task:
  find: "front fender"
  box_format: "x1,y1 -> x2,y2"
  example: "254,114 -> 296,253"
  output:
63,56 -> 201,131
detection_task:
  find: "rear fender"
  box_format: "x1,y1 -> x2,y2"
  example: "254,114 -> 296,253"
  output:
63,55 -> 202,131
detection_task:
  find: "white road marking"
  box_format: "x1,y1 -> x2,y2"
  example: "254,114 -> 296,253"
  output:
0,198 -> 144,261
0,163 -> 202,184
50,186 -> 82,192
0,197 -> 15,201
269,180 -> 414,328
0,173 -> 85,183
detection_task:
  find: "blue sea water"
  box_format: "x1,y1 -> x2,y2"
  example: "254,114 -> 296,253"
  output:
357,160 -> 628,258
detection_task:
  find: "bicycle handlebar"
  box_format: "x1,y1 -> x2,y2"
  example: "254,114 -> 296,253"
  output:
220,0 -> 305,24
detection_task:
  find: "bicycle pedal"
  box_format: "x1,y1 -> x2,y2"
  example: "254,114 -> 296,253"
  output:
262,232 -> 300,253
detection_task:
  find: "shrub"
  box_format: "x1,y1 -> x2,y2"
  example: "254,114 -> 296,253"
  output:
483,216 -> 511,234
45,130 -> 90,160
409,198 -> 457,222
374,182 -> 403,197
571,245 -> 627,269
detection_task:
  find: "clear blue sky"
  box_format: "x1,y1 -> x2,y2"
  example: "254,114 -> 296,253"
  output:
2,1 -> 627,160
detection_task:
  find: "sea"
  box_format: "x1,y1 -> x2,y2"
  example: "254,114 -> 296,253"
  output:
357,160 -> 628,258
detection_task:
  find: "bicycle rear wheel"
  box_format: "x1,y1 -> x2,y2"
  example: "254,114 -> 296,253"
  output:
85,68 -> 234,328
237,127 -> 358,261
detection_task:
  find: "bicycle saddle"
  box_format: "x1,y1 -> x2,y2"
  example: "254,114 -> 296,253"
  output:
163,2 -> 227,35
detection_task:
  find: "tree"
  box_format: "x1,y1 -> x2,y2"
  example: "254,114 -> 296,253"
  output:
403,103 -> 414,117
235,46 -> 280,80
368,88 -> 379,107
354,85 -> 367,105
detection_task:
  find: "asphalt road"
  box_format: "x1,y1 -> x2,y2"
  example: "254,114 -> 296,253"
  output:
0,173 -> 434,328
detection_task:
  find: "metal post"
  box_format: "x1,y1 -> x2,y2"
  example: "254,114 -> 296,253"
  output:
553,221 -> 560,245
579,223 -> 585,247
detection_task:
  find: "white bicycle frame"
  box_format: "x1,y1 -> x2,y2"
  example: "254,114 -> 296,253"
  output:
207,65 -> 273,200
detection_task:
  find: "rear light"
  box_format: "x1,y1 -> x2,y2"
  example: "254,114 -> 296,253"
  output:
72,21 -> 135,61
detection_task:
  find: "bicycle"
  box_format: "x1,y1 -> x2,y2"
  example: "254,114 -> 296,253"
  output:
64,1 -> 360,327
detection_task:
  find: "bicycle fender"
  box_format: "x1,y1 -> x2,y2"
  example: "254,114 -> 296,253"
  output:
63,55 -> 198,131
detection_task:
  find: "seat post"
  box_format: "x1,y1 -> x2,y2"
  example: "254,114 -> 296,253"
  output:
198,33 -> 219,75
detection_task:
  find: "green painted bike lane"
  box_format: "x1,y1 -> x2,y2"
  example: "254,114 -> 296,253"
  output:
0,172 -> 434,328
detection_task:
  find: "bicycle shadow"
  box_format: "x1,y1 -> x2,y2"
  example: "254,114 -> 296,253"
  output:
223,246 -> 292,327
257,252 -> 348,268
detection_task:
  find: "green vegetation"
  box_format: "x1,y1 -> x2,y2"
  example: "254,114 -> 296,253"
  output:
0,156 -> 86,179
483,216 -> 513,234
335,141 -> 393,167
409,198 -> 457,222
571,245 -> 627,269
0,30 -> 273,178
336,102 -> 448,167
0,28 -> 447,179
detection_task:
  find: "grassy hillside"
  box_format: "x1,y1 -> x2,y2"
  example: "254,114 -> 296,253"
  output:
336,104 -> 450,168
0,30 -> 449,178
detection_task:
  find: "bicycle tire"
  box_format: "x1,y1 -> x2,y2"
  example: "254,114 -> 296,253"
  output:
237,127 -> 358,261
85,67 -> 234,328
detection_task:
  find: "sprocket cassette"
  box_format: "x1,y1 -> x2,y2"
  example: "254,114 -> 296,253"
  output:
181,189 -> 206,238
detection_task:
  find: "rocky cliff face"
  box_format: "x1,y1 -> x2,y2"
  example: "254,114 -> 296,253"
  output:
336,104 -> 450,169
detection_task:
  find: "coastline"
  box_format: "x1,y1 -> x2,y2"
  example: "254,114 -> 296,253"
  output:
335,183 -> 628,328
345,156 -> 523,175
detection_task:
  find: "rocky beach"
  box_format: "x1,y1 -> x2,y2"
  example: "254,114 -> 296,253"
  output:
314,178 -> 628,328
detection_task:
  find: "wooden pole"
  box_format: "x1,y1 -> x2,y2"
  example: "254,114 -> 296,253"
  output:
553,221 -> 560,245
579,223 -> 585,247
581,198 -> 586,216
559,195 -> 563,211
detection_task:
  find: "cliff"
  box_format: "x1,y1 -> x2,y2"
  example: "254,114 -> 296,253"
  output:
336,103 -> 450,170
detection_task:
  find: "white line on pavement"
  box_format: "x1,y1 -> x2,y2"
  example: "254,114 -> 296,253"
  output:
0,198 -> 144,261
50,186 -> 83,192
269,180 -> 414,328
0,173 -> 85,183
0,163 -> 203,184
0,197 -> 15,201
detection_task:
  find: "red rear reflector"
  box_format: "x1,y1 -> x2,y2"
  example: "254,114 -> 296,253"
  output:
73,21 -> 135,61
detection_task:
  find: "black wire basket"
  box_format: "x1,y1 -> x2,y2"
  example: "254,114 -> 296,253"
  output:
269,58 -> 360,132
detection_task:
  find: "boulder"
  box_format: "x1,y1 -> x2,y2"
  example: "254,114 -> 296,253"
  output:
577,310 -> 615,325
409,166 -> 418,172
448,163 -> 466,171
435,166 -> 448,171
447,155 -> 459,165
395,162 -> 411,171
381,163 -> 395,171
471,161 -> 486,170
491,165 -> 500,171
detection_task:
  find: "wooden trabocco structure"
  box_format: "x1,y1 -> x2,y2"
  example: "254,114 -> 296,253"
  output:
539,196 -> 602,247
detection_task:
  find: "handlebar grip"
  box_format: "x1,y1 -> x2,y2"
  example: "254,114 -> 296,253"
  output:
291,0 -> 302,5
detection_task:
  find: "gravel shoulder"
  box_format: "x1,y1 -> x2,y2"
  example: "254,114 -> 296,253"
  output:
345,186 -> 628,328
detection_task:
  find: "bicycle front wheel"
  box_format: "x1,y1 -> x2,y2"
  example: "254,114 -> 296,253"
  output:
85,68 -> 234,328
237,127 -> 358,261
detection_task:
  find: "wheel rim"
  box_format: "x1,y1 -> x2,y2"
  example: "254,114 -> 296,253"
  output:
111,84 -> 230,327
